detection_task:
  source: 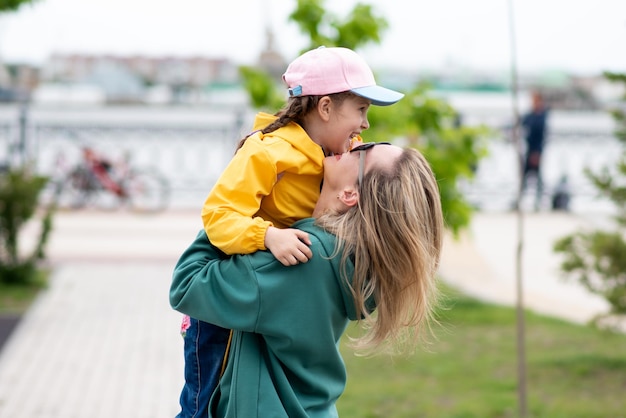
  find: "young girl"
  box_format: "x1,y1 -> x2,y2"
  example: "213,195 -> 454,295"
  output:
176,46 -> 403,418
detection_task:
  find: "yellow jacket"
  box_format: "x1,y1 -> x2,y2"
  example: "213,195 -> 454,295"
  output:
201,112 -> 325,254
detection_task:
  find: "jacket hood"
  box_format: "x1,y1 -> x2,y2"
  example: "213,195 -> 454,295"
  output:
252,112 -> 325,164
292,219 -> 360,321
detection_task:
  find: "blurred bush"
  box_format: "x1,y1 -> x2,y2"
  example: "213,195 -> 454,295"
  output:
554,72 -> 626,321
0,167 -> 54,285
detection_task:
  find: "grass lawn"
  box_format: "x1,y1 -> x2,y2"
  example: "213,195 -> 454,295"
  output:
338,286 -> 626,418
0,282 -> 43,314
0,270 -> 48,314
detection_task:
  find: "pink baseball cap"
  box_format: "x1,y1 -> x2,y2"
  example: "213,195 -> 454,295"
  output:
282,47 -> 404,106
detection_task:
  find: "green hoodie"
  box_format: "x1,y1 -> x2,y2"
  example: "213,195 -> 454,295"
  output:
170,218 -> 361,418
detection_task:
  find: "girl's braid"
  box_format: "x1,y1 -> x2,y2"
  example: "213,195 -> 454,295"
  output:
235,92 -> 350,151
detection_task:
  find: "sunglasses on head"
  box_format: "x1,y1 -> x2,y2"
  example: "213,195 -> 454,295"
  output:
349,142 -> 391,185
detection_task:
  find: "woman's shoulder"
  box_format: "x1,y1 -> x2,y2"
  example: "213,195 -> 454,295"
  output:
292,219 -> 339,255
291,218 -> 328,237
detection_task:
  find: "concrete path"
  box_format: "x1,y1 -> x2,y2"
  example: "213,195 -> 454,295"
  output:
0,210 -> 202,418
440,211 -> 610,324
0,209 -> 615,417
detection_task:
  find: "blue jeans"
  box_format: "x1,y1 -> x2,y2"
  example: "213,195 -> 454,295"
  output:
176,317 -> 231,418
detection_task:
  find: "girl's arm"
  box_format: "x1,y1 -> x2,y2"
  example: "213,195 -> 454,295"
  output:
201,135 -> 313,264
201,138 -> 277,254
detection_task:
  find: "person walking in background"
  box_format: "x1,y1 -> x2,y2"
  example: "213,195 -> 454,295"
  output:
175,46 -> 404,418
171,143 -> 444,418
519,90 -> 549,210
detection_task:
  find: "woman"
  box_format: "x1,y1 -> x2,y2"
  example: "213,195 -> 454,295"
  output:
170,143 -> 443,418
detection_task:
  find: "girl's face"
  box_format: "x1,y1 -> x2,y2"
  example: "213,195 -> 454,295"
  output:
323,95 -> 371,155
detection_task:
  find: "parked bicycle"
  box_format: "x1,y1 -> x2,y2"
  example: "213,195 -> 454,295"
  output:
43,146 -> 170,213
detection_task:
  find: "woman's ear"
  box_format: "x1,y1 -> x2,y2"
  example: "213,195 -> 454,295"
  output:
338,187 -> 359,207
318,96 -> 332,121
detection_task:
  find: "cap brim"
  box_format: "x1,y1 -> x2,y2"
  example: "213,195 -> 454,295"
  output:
350,85 -> 404,106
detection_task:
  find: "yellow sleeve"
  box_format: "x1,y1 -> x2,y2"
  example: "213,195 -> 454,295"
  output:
201,138 -> 277,255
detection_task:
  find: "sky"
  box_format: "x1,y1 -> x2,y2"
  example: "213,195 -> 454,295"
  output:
1,0 -> 625,76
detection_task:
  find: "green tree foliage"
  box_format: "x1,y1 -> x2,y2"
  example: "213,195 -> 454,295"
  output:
365,84 -> 489,236
0,0 -> 37,12
0,1 -> 48,287
240,0 -> 489,235
289,0 -> 388,50
238,66 -> 286,111
245,0 -> 387,108
0,167 -> 54,285
554,72 -> 626,318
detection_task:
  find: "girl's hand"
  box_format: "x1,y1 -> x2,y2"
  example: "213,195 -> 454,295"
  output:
350,135 -> 363,149
264,226 -> 313,266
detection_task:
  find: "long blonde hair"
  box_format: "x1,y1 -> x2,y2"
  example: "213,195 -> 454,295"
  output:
316,147 -> 444,355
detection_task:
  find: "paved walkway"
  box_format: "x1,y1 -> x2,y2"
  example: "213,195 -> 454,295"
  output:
0,210 -> 201,418
0,209 -> 615,417
440,211 -> 610,324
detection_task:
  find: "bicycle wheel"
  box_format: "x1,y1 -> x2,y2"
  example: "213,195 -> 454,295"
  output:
38,176 -> 64,209
57,167 -> 98,209
124,169 -> 170,213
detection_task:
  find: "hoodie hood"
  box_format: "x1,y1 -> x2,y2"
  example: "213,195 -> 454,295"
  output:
251,112 -> 325,166
292,218 -> 361,320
